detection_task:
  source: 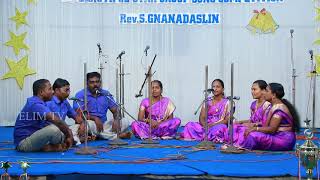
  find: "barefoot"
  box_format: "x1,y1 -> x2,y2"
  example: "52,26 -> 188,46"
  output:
220,144 -> 229,150
79,136 -> 86,143
89,135 -> 97,141
79,135 -> 97,143
86,135 -> 97,141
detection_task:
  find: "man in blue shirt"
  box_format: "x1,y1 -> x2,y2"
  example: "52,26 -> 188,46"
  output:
14,79 -> 73,152
46,78 -> 84,144
73,72 -> 130,140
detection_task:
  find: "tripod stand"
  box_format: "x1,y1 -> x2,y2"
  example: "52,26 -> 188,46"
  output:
75,62 -> 97,155
195,65 -> 214,149
220,63 -> 244,154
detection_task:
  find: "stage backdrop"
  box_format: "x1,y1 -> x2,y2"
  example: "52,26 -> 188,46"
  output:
0,0 -> 319,127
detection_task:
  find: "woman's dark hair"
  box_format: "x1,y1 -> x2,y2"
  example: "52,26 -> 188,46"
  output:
269,83 -> 300,132
253,80 -> 268,90
33,79 -> 50,96
53,78 -> 70,91
151,80 -> 163,90
212,79 -> 224,88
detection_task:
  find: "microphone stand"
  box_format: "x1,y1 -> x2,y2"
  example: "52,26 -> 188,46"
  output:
135,54 -> 157,98
141,65 -> 159,145
118,52 -> 125,119
309,51 -> 318,130
97,44 -> 108,87
134,53 -> 160,144
75,62 -> 97,155
290,30 -> 297,106
100,93 -> 131,146
194,94 -> 214,115
115,58 -> 162,142
116,69 -> 119,104
102,90 -> 150,145
196,65 -> 214,149
221,63 -> 244,154
74,100 -> 93,141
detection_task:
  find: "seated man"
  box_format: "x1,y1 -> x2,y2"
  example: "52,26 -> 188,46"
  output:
46,78 -> 84,145
14,79 -> 73,152
73,72 -> 131,140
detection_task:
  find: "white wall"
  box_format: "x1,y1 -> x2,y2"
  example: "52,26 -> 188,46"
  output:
0,0 -> 319,127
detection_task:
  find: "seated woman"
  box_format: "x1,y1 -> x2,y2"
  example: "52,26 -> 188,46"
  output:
180,79 -> 230,143
237,80 -> 270,126
230,80 -> 271,146
131,80 -> 181,140
227,83 -> 300,151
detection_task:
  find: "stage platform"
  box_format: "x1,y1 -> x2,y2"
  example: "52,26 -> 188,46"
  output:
0,127 -> 317,179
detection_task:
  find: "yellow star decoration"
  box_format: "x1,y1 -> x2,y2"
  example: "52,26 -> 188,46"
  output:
2,56 -> 36,89
10,8 -> 28,30
316,7 -> 320,21
27,0 -> 37,5
4,31 -> 29,56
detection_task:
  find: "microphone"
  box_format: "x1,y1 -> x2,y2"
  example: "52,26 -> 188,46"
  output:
144,45 -> 150,56
116,51 -> 125,60
309,50 -> 313,60
97,43 -> 102,54
204,89 -> 215,93
68,97 -> 84,102
135,93 -> 143,98
227,96 -> 240,100
290,29 -> 294,38
96,89 -> 113,97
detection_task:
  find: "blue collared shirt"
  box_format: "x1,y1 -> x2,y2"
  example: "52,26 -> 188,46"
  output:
46,95 -> 77,121
13,96 -> 51,146
73,88 -> 117,123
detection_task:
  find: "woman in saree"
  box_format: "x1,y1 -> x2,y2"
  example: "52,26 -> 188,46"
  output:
229,80 -> 271,146
225,83 -> 300,151
238,80 -> 270,126
180,79 -> 230,143
131,80 -> 181,140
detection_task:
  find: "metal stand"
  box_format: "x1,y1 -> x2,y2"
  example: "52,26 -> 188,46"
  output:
141,65 -> 159,145
290,29 -> 297,106
221,63 -> 244,154
75,62 -> 97,155
106,51 -> 131,146
75,145 -> 97,155
308,51 -> 318,130
312,71 -> 317,130
196,65 -> 214,149
133,53 -> 159,144
135,54 -> 157,98
97,43 -> 108,87
141,139 -> 159,144
104,94 -> 130,146
118,53 -> 125,119
93,89 -> 137,146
